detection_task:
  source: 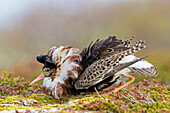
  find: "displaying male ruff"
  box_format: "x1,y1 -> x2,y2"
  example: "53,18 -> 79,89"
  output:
30,36 -> 158,99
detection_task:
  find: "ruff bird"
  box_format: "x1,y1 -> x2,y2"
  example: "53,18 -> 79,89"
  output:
30,36 -> 158,99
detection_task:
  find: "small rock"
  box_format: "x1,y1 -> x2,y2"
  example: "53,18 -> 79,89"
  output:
20,99 -> 29,106
12,101 -> 20,104
48,108 -> 59,112
27,99 -> 38,104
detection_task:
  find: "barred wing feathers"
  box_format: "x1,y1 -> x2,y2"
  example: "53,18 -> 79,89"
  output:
75,40 -> 146,89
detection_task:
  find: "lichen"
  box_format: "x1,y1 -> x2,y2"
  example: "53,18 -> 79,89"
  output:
0,73 -> 169,112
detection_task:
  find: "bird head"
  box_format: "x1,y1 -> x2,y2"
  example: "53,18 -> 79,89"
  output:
30,46 -> 82,98
29,55 -> 56,85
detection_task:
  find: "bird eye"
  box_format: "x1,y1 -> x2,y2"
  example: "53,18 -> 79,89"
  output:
44,72 -> 50,76
41,68 -> 51,76
43,68 -> 47,71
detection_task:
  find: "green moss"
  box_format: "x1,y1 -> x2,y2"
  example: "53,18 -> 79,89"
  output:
0,73 -> 170,112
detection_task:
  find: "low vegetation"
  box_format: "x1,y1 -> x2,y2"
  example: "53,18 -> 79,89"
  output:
0,73 -> 169,112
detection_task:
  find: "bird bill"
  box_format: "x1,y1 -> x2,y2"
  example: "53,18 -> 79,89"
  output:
30,73 -> 45,85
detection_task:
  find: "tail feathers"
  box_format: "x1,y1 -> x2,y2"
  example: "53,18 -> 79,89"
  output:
121,36 -> 134,47
112,40 -> 146,64
102,40 -> 146,78
108,56 -> 149,76
121,55 -> 158,77
129,67 -> 158,77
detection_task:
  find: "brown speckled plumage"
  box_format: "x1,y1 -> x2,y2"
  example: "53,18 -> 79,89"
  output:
74,40 -> 146,89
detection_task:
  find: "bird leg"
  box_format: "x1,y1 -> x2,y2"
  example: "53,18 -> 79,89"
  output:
106,74 -> 135,95
85,82 -> 124,94
86,74 -> 135,95
99,82 -> 124,93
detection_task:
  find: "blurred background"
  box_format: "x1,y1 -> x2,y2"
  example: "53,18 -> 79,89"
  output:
0,0 -> 169,84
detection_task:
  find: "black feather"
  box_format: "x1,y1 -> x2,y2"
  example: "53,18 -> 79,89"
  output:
36,55 -> 53,64
36,55 -> 45,64
79,36 -> 127,69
